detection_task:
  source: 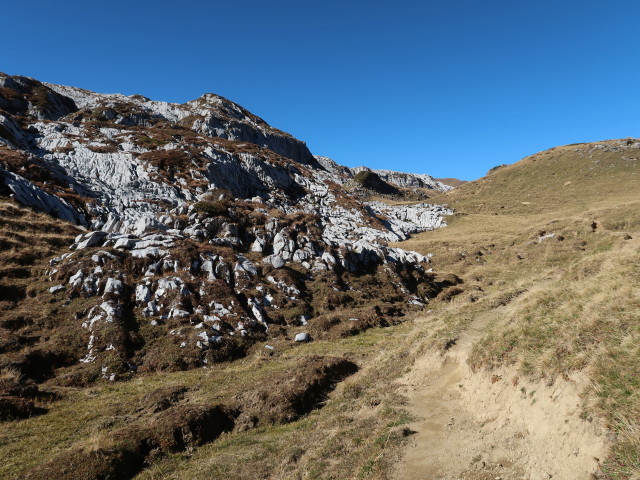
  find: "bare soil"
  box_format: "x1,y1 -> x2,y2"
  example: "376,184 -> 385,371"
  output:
393,309 -> 609,480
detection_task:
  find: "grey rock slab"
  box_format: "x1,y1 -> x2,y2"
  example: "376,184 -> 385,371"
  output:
130,247 -> 167,258
270,255 -> 286,269
0,166 -> 85,225
114,237 -> 138,249
76,231 -> 109,250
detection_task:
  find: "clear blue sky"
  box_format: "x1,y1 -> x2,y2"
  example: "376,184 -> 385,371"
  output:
4,0 -> 640,180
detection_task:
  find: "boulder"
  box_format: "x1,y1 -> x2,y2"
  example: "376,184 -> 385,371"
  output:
75,231 -> 108,249
294,332 -> 311,343
49,285 -> 65,294
270,255 -> 286,269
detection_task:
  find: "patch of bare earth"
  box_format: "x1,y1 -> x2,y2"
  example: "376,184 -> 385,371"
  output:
393,312 -> 608,480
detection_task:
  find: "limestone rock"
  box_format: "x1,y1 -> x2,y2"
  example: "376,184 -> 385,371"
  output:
294,332 -> 311,342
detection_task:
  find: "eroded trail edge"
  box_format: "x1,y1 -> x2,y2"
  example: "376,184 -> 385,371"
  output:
393,314 -> 609,480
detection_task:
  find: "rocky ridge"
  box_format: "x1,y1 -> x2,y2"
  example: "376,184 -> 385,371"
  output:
315,155 -> 453,191
0,73 -> 456,386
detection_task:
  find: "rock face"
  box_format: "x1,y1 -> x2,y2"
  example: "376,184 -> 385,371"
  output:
315,156 -> 453,192
0,164 -> 85,224
361,168 -> 453,191
0,73 -> 455,381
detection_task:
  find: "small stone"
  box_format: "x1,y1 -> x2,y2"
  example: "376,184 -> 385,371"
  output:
251,236 -> 266,253
103,278 -> 123,295
294,332 -> 311,342
68,269 -> 84,287
170,309 -> 190,318
135,284 -> 151,303
49,284 -> 65,294
271,255 -> 286,269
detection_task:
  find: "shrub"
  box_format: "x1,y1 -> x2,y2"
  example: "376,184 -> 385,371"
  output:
487,164 -> 508,175
193,199 -> 229,217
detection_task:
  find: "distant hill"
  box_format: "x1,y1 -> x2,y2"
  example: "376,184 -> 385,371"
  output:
435,138 -> 640,215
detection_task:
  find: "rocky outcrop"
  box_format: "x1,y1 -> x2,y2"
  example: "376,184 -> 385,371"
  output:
0,164 -> 86,224
186,94 -> 319,167
352,167 -> 452,191
314,155 -> 452,192
0,74 -> 77,122
314,155 -> 352,178
0,73 -> 455,382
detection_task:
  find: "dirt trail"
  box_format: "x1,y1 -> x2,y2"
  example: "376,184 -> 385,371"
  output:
393,309 -> 609,480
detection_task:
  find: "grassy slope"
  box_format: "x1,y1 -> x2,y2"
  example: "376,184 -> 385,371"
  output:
397,139 -> 640,478
0,200 -> 81,323
0,199 -> 417,480
0,139 -> 638,479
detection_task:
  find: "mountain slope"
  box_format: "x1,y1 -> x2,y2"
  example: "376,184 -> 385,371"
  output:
0,74 -> 456,479
3,72 -> 637,479
0,74 -> 453,381
395,139 -> 640,479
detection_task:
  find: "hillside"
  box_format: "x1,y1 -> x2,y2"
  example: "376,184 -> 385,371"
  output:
0,74 -> 455,480
0,71 -> 638,480
393,139 -> 640,479
438,139 -> 640,214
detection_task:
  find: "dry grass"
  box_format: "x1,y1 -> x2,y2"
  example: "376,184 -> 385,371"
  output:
1,139 -> 639,479
0,200 -> 80,307
0,322 -> 418,479
393,139 -> 640,479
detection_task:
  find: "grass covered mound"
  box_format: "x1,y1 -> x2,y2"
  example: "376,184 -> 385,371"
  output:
353,170 -> 400,195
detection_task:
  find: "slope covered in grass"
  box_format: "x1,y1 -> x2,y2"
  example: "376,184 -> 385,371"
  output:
397,138 -> 640,478
436,138 -> 640,215
1,138 -> 638,479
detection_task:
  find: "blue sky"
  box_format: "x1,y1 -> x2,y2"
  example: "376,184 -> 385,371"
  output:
4,0 -> 640,180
